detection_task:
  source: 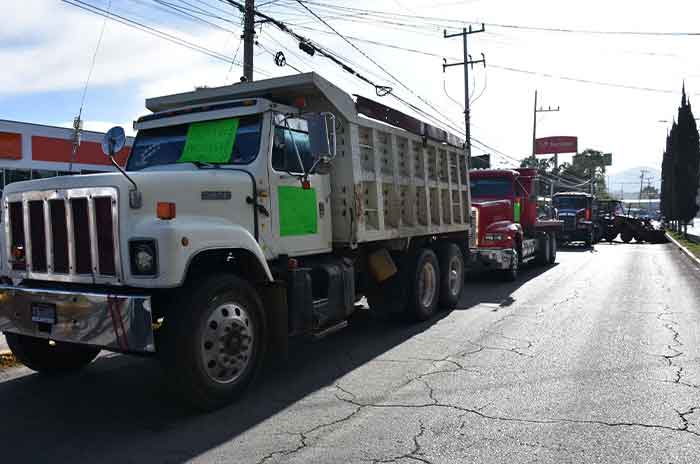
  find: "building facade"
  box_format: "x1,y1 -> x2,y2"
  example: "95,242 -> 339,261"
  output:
0,119 -> 132,190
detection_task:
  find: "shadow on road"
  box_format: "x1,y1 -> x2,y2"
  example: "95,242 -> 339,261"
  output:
0,261 -> 552,462
463,261 -> 557,308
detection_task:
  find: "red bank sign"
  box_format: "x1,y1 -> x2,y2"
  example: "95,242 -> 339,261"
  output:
535,136 -> 578,155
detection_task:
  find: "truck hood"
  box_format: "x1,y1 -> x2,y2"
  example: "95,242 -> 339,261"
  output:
472,199 -> 515,243
1,169 -> 260,286
3,170 -> 257,217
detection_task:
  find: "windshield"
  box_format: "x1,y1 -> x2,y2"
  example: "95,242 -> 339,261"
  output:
126,115 -> 262,171
470,177 -> 513,197
554,196 -> 587,210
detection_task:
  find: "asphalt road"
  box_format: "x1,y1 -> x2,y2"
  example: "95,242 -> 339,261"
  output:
1,241 -> 699,463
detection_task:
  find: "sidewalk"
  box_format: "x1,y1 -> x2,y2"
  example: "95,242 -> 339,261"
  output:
687,217 -> 700,238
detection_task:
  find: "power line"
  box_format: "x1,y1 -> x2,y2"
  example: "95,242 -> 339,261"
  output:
289,1 -> 700,37
291,0 -> 466,133
62,0 -> 273,75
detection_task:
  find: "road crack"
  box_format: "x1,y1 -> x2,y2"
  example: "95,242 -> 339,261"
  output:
366,421 -> 432,464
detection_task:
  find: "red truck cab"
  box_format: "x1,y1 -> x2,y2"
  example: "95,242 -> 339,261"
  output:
470,168 -> 561,280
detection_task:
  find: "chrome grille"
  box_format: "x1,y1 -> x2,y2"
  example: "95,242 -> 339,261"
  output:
469,207 -> 478,248
4,188 -> 121,284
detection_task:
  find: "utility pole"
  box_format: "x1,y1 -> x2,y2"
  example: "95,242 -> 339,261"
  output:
242,0 -> 255,82
639,168 -> 648,202
531,90 -> 560,162
443,25 -> 486,169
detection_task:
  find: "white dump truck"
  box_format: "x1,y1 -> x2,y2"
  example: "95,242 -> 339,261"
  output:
0,73 -> 473,410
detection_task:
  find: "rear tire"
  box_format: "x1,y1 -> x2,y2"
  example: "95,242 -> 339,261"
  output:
406,248 -> 441,322
159,274 -> 266,411
5,333 -> 100,374
621,230 -> 633,243
437,243 -> 464,310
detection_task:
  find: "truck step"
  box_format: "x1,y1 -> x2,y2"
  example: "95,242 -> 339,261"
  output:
312,320 -> 348,340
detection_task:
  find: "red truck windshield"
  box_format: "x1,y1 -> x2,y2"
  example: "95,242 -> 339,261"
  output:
470,178 -> 513,197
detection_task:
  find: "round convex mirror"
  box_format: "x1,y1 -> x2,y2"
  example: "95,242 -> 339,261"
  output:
101,126 -> 126,157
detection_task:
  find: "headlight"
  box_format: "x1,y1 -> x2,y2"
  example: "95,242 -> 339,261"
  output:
484,233 -> 505,242
129,240 -> 158,276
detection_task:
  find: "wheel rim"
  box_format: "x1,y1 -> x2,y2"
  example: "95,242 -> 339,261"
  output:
200,302 -> 255,384
447,256 -> 462,296
418,261 -> 438,308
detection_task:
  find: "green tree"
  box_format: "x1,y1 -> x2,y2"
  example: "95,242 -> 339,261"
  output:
674,85 -> 700,225
662,84 -> 700,233
641,185 -> 660,199
559,149 -> 609,196
660,129 -> 673,219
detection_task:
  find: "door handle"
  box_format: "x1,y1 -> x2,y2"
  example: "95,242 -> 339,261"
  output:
246,196 -> 270,217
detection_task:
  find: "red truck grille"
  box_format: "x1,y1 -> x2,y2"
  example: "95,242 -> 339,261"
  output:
4,188 -> 121,283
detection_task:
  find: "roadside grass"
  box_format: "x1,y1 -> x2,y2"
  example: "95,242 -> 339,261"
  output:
0,351 -> 20,369
669,231 -> 700,258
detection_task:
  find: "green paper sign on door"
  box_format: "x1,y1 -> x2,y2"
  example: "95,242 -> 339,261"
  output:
278,186 -> 318,236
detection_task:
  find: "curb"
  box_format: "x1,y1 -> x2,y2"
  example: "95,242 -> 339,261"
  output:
665,232 -> 700,268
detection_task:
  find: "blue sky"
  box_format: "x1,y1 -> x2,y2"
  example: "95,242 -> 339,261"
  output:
2,0 -> 700,182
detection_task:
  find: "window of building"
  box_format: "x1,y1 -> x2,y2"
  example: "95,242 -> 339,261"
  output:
32,169 -> 58,179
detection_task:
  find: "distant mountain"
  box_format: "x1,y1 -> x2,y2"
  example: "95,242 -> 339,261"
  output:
606,166 -> 661,199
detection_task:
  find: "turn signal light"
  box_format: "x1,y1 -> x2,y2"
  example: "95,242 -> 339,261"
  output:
157,202 -> 176,220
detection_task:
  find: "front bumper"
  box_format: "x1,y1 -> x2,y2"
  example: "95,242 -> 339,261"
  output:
473,247 -> 515,270
0,285 -> 155,353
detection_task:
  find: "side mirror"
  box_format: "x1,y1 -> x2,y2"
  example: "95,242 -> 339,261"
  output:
306,112 -> 336,174
101,126 -> 126,158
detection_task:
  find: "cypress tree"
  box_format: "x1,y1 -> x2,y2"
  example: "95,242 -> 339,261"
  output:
660,131 -> 672,219
674,84 -> 700,228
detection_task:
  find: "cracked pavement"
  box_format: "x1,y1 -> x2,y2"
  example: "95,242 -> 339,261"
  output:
1,243 -> 700,463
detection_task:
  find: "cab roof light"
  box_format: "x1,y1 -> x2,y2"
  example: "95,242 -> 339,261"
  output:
157,202 -> 176,220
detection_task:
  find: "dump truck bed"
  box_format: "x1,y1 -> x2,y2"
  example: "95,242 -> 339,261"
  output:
145,72 -> 472,246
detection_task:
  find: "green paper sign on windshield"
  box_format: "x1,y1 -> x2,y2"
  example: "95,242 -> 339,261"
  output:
179,118 -> 239,164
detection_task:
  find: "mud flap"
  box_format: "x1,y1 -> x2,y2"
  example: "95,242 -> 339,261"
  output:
258,281 -> 288,361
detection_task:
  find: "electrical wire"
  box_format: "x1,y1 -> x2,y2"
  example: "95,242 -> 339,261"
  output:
62,0 -> 273,76
289,1 -> 700,37
78,0 -> 112,118
225,36 -> 244,82
291,0 -> 468,132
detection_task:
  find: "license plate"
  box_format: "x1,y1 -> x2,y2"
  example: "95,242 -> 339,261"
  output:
31,302 -> 57,325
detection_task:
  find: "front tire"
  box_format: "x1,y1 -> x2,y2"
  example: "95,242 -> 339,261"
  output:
407,248 -> 441,322
536,234 -> 551,266
437,243 -> 464,310
548,234 -> 557,264
160,274 -> 266,411
5,333 -> 100,374
503,248 -> 519,281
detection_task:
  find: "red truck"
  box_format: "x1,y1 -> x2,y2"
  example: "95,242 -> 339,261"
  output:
469,168 -> 562,280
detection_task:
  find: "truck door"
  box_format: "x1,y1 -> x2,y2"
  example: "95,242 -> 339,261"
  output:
266,114 -> 332,258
